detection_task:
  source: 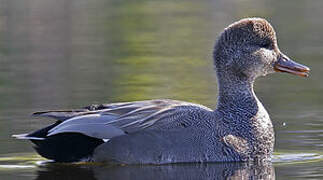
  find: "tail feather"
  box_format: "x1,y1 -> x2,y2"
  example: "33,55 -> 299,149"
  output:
12,134 -> 45,140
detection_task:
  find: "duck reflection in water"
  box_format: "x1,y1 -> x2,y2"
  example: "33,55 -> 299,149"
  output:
36,162 -> 275,180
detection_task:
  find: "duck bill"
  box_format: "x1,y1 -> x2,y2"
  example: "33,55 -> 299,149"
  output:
274,54 -> 310,77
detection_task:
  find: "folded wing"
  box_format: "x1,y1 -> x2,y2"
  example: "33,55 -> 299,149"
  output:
30,99 -> 212,141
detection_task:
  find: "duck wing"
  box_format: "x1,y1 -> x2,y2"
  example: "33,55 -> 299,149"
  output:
33,99 -> 212,140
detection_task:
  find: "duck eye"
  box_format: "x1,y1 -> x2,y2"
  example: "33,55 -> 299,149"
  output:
260,42 -> 272,49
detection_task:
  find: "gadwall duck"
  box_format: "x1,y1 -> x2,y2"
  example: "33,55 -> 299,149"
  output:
13,18 -> 310,164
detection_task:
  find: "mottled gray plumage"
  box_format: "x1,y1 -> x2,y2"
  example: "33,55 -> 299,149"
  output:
13,17 -> 309,164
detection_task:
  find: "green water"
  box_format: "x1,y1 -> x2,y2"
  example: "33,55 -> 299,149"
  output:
1,0 -> 323,179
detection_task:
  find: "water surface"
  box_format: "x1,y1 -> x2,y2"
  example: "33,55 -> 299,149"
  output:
1,0 -> 323,179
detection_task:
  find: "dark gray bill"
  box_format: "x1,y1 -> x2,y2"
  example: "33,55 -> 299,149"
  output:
274,54 -> 310,77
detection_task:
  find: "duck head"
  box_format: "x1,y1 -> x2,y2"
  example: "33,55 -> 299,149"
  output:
213,18 -> 310,82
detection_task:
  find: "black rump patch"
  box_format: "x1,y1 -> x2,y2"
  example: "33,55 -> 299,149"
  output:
34,133 -> 104,162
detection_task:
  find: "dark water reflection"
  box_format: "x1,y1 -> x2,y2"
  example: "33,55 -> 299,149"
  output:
1,0 -> 323,179
35,162 -> 275,180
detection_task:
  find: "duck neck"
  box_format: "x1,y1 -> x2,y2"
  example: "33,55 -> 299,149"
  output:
216,76 -> 261,119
